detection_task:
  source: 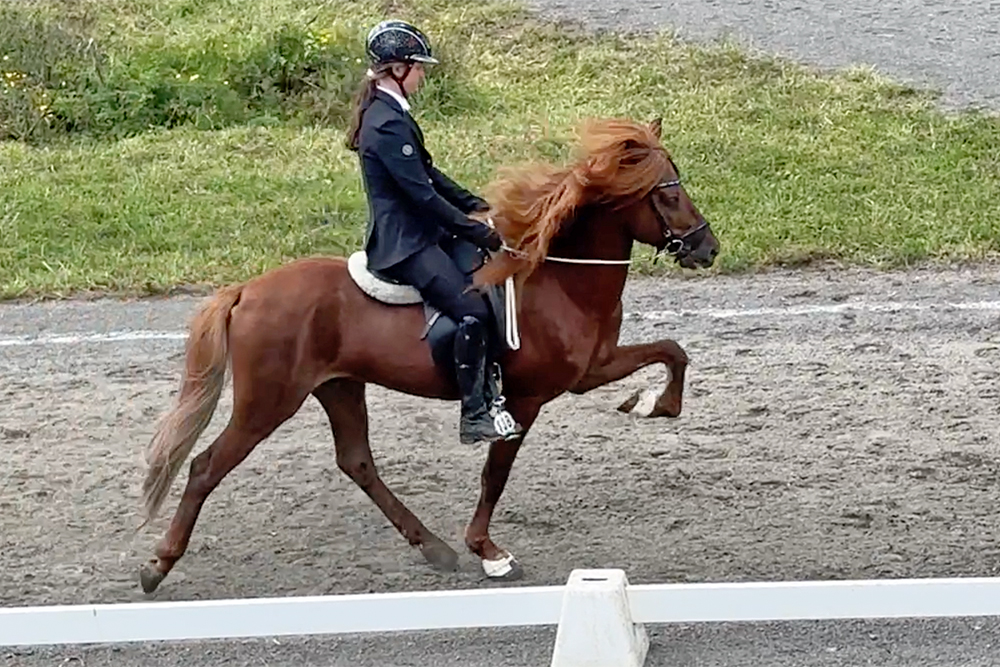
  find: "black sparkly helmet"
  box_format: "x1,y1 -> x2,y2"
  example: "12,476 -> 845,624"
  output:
365,20 -> 440,66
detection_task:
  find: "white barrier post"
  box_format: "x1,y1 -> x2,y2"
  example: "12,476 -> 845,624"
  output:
549,569 -> 649,667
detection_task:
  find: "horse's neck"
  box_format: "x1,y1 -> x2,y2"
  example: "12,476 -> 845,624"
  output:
540,210 -> 633,317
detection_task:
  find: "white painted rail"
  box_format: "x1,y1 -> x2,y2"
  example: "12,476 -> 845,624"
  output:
5,570 -> 1000,667
0,585 -> 565,646
627,576 -> 1000,623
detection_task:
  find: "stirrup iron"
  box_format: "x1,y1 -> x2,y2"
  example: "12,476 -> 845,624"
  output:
487,396 -> 520,439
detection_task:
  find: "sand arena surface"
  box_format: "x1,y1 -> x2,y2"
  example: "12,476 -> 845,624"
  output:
4,265 -> 1000,602
3,265 -> 1000,665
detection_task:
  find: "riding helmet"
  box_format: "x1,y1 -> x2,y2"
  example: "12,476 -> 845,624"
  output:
366,20 -> 440,66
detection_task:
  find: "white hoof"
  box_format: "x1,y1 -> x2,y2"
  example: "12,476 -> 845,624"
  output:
630,386 -> 660,417
482,551 -> 519,579
630,370 -> 671,417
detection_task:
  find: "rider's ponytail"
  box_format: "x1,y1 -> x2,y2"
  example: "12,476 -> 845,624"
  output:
345,65 -> 390,151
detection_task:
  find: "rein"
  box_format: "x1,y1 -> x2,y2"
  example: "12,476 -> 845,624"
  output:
499,244 -> 633,265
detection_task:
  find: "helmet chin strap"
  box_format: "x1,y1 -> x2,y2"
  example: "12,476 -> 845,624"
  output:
388,62 -> 413,99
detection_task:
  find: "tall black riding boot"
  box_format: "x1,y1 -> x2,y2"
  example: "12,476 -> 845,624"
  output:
454,315 -> 522,445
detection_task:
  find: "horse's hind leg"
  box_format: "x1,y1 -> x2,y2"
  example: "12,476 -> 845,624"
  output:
140,384 -> 309,594
313,379 -> 458,571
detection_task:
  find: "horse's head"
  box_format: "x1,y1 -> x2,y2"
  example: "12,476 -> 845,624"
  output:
476,117 -> 720,287
626,118 -> 719,270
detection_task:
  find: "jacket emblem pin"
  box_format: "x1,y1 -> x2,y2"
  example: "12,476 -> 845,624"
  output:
401,144 -> 414,156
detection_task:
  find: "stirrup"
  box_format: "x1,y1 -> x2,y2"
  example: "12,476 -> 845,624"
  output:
488,396 -> 520,438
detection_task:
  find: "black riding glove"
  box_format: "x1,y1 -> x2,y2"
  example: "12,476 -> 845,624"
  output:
463,219 -> 502,252
481,227 -> 502,252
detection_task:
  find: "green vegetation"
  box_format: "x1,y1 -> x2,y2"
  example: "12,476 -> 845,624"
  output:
2,0 -> 999,299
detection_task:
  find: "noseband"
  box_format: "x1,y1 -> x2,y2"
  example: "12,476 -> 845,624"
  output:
651,177 -> 709,260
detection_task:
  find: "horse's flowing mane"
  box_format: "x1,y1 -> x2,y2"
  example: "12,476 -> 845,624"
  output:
476,118 -> 670,286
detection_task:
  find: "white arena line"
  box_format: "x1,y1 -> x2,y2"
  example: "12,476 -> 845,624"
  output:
627,300 -> 1000,321
1,300 -> 999,348
0,330 -> 187,348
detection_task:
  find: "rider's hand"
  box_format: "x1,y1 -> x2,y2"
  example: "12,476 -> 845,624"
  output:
466,217 -> 502,252
481,227 -> 502,252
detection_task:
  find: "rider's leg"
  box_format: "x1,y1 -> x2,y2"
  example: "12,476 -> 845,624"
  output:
381,244 -> 522,444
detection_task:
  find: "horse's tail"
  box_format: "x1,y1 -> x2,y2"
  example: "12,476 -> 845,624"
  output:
140,284 -> 243,527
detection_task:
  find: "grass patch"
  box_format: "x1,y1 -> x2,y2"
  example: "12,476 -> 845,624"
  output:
2,0 -> 1000,299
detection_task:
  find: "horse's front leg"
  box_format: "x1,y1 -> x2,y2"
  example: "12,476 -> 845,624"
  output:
465,396 -> 543,581
570,339 -> 689,418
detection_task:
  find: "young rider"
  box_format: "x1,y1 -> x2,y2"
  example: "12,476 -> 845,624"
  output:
345,20 -> 523,445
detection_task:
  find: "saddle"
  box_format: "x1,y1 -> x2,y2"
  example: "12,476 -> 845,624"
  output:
347,238 -> 521,373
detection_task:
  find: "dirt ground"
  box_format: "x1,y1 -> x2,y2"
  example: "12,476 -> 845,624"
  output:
3,263 -> 1000,614
5,0 -> 1000,660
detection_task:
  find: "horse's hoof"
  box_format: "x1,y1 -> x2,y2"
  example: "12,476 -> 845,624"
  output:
139,560 -> 167,594
420,537 -> 460,572
620,386 -> 659,416
482,551 -> 523,581
617,391 -> 640,413
619,386 -> 681,418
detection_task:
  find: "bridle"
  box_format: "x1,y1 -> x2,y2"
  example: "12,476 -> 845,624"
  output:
650,172 -> 709,262
495,166 -> 709,266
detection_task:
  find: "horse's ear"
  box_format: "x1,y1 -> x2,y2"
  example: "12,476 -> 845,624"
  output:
648,117 -> 662,139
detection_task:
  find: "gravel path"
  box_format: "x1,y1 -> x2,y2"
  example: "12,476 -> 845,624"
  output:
525,0 -> 1000,112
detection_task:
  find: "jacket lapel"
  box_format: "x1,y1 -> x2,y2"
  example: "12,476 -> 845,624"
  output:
373,90 -> 422,142
408,115 -> 425,148
398,104 -> 425,150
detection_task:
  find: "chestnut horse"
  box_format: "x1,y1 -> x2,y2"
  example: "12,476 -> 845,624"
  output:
138,117 -> 719,593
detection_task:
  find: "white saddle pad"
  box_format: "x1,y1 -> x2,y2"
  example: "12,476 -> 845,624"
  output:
347,251 -> 423,305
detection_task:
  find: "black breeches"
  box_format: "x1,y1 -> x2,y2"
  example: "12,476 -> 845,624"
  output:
381,243 -> 490,324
